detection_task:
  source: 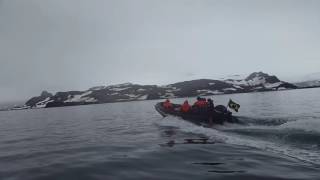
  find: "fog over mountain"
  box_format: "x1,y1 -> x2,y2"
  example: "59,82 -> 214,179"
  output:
1,0 -> 320,102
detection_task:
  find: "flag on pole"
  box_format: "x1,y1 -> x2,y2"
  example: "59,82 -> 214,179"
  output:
228,99 -> 240,112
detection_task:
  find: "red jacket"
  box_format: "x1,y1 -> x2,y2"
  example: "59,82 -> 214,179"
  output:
194,100 -> 207,108
163,100 -> 173,109
181,102 -> 191,112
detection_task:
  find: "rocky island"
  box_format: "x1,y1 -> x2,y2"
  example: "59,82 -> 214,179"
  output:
9,72 -> 298,110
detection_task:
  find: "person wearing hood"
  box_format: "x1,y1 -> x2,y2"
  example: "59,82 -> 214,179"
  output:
207,98 -> 215,126
163,99 -> 173,110
181,100 -> 191,113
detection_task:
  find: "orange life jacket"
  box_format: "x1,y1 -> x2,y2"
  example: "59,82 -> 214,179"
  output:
202,100 -> 208,107
193,101 -> 201,107
181,102 -> 191,112
195,100 -> 207,108
163,100 -> 173,109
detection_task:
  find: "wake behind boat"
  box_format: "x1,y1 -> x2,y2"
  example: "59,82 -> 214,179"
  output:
155,99 -> 239,126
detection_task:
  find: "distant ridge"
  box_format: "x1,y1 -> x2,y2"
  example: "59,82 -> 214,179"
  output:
291,72 -> 320,88
14,72 -> 298,110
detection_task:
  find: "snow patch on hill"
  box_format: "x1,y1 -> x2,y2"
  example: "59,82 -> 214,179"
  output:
109,87 -> 130,91
223,88 -> 237,91
64,91 -> 97,103
197,89 -> 224,95
138,95 -> 148,100
35,97 -> 53,108
19,72 -> 297,110
264,82 -> 282,89
160,92 -> 176,98
247,76 -> 266,86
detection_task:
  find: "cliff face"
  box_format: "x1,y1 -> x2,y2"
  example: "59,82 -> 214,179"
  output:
24,72 -> 297,109
25,91 -> 53,108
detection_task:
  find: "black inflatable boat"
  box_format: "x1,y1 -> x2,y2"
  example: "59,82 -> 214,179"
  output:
155,102 -> 238,126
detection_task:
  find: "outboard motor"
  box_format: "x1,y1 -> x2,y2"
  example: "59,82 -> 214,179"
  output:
215,105 -> 233,123
215,105 -> 228,114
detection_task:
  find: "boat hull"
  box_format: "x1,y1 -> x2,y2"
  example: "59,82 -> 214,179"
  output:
155,102 -> 238,126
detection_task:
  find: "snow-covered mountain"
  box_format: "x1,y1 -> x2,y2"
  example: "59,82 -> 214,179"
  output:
20,72 -> 297,109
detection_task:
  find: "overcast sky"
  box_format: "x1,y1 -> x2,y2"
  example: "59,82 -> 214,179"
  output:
1,0 -> 320,102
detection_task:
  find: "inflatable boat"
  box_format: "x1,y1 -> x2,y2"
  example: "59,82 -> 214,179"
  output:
155,102 -> 238,126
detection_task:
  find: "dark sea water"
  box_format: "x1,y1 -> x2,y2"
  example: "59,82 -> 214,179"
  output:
1,88 -> 320,180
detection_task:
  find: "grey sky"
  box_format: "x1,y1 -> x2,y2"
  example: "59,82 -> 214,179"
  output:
1,0 -> 320,102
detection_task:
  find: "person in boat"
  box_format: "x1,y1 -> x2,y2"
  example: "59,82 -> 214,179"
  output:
163,99 -> 173,110
207,98 -> 214,111
193,97 -> 205,107
192,97 -> 201,113
207,98 -> 215,126
193,97 -> 207,113
202,98 -> 208,107
181,100 -> 191,113
193,97 -> 200,107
